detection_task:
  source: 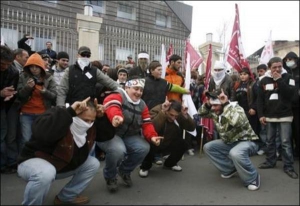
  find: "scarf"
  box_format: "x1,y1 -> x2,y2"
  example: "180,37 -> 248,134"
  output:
70,117 -> 94,148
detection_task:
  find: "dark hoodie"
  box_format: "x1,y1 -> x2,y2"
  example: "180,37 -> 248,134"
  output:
283,51 -> 299,108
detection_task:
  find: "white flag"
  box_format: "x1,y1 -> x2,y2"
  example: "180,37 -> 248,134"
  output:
182,53 -> 197,136
160,44 -> 167,79
1,35 -> 5,45
259,31 -> 274,65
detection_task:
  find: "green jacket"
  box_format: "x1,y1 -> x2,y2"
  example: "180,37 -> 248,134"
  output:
198,102 -> 258,144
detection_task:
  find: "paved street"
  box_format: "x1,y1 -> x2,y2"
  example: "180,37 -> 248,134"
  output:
1,152 -> 299,205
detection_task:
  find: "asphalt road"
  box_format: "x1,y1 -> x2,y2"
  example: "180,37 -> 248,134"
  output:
1,152 -> 299,205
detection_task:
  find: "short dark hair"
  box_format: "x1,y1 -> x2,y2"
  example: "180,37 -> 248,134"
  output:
169,54 -> 182,64
148,60 -> 162,72
268,57 -> 282,68
168,99 -> 182,113
257,64 -> 267,71
86,99 -> 96,112
13,48 -> 26,59
0,45 -> 14,62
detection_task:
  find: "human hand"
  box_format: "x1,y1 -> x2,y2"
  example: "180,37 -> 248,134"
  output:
151,136 -> 164,146
0,86 -> 17,101
71,97 -> 90,115
181,103 -> 188,116
26,35 -> 34,39
161,96 -> 170,112
272,71 -> 281,81
27,78 -> 35,88
112,115 -> 124,127
259,117 -> 267,125
94,98 -> 105,117
218,89 -> 228,104
185,89 -> 191,94
248,108 -> 256,116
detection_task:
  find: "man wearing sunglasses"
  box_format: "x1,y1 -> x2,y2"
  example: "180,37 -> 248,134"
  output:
56,46 -> 119,107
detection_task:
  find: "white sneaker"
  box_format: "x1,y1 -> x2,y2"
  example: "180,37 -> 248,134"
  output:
154,160 -> 163,165
257,149 -> 265,156
171,165 -> 182,172
188,149 -> 195,156
139,169 -> 149,177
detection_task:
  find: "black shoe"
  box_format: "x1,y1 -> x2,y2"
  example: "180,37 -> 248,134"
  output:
118,170 -> 132,187
105,178 -> 118,192
258,162 -> 275,169
284,170 -> 298,179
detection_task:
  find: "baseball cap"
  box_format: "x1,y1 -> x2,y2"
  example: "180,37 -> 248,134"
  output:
78,46 -> 91,54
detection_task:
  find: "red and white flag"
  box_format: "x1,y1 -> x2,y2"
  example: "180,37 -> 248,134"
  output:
185,39 -> 203,71
259,31 -> 274,65
200,44 -> 214,139
225,4 -> 254,79
161,44 -> 173,79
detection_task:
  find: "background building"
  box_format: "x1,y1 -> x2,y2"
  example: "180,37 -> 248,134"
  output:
1,0 -> 192,67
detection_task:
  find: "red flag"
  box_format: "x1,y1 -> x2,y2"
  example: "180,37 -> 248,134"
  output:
166,44 -> 173,62
200,44 -> 214,139
226,4 -> 254,79
185,39 -> 203,70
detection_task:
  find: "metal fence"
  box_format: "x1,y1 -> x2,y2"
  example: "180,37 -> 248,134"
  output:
100,25 -> 186,68
1,7 -> 78,63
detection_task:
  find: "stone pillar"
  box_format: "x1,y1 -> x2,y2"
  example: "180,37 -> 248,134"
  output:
76,13 -> 103,61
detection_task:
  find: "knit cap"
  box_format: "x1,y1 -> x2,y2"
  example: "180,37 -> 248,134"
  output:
57,51 -> 69,60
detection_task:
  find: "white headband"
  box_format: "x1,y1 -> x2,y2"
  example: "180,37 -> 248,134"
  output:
209,98 -> 221,105
138,53 -> 149,60
125,78 -> 145,88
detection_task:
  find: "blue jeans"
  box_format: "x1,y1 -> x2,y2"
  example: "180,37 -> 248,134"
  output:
17,156 -> 100,205
19,113 -> 41,151
97,135 -> 150,179
203,139 -> 259,186
265,122 -> 294,171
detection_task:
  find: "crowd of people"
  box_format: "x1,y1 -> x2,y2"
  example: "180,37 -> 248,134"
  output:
0,36 -> 299,205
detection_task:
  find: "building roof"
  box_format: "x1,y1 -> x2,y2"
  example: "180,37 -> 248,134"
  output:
165,1 -> 193,32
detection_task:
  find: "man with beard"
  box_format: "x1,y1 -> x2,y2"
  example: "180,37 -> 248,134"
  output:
165,54 -> 185,102
128,51 -> 149,78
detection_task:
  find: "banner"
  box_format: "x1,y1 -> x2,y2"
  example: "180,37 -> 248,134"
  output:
182,52 -> 197,136
185,39 -> 203,70
161,44 -> 173,79
226,4 -> 254,79
259,31 -> 274,65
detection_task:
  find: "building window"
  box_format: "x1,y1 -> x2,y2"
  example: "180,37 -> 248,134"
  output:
44,0 -> 57,3
87,0 -> 105,14
116,47 -> 134,65
156,13 -> 171,28
117,3 -> 136,20
1,28 -> 18,49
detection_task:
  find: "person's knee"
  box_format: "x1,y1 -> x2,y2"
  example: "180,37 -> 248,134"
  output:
203,141 -> 212,153
107,144 -> 126,159
89,156 -> 100,172
34,167 -> 56,186
138,142 -> 150,154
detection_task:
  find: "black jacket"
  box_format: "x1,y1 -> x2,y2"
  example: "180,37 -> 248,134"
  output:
257,72 -> 296,119
17,107 -> 96,173
0,65 -> 19,112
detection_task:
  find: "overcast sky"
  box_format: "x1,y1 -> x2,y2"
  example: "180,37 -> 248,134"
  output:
182,1 -> 299,57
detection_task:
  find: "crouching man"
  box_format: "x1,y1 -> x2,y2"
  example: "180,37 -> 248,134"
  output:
17,97 -> 101,205
199,89 -> 261,191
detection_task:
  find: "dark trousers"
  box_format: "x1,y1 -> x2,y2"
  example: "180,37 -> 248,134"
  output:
140,138 -> 188,170
291,107 -> 299,157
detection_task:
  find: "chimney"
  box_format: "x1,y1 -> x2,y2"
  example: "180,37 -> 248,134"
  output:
206,33 -> 213,42
84,4 -> 93,16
